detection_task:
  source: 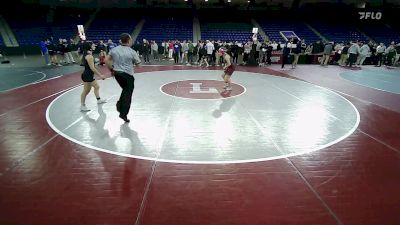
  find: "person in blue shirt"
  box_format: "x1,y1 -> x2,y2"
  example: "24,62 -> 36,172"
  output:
40,39 -> 50,66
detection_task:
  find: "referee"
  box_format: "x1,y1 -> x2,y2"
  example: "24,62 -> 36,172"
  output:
105,33 -> 141,123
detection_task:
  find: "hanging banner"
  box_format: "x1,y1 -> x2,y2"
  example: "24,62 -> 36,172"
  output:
77,25 -> 86,40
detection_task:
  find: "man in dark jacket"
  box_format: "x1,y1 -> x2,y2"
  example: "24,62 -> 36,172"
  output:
281,41 -> 291,69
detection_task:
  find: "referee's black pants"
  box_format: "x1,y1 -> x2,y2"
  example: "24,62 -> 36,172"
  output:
114,71 -> 135,118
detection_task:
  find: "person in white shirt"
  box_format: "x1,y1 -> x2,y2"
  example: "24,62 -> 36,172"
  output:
357,42 -> 370,66
206,40 -> 214,65
271,41 -> 278,51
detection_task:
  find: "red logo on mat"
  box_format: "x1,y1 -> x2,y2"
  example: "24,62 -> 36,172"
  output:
161,80 -> 245,99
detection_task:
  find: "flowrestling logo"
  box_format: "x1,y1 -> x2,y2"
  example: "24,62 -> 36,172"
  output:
359,11 -> 382,20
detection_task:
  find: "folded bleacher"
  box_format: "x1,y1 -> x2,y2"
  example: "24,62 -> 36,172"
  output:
86,11 -> 137,43
6,7 -> 89,46
309,22 -> 369,43
200,22 -> 257,43
49,9 -> 90,41
137,18 -> 193,43
359,24 -> 400,45
7,15 -> 48,45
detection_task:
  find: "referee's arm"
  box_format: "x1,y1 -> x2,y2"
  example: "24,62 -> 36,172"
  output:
132,50 -> 141,66
105,55 -> 114,74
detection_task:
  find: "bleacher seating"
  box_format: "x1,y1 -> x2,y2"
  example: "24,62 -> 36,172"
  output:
49,10 -> 90,41
258,20 -> 320,44
359,24 -> 400,45
200,22 -> 258,43
4,6 -> 45,45
6,10 -> 48,46
137,18 -> 193,43
309,22 -> 369,43
6,8 -> 89,46
86,12 -> 137,43
4,5 -> 398,49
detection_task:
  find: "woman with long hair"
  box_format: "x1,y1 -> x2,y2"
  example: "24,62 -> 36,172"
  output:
80,41 -> 106,112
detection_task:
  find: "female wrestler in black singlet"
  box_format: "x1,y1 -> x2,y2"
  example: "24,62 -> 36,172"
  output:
80,41 -> 106,112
